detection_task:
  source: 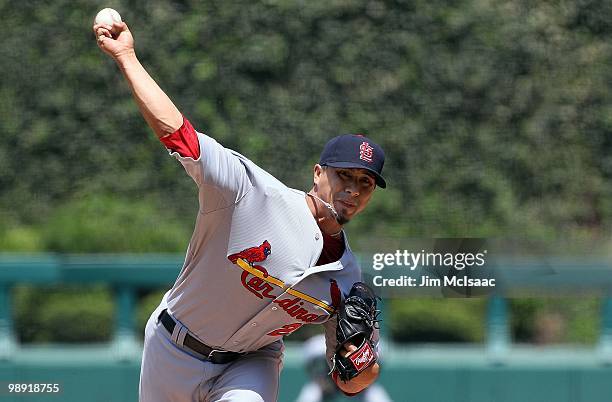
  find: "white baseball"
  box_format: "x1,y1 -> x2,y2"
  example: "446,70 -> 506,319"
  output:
94,8 -> 122,26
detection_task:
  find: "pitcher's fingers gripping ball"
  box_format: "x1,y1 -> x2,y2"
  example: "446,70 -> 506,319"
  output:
93,8 -> 121,39
92,9 -> 133,59
333,282 -> 381,382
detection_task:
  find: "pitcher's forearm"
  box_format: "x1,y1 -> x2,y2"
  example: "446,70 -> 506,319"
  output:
115,51 -> 183,138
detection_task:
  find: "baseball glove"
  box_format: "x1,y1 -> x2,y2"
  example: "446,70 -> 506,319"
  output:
332,282 -> 380,382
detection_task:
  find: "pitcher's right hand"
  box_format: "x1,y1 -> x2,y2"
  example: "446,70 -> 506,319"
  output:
93,21 -> 135,60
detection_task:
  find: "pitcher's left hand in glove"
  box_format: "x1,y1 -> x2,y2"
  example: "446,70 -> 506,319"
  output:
332,282 -> 380,382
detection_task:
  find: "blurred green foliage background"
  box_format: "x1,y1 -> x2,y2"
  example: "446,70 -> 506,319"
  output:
1,0 -> 610,344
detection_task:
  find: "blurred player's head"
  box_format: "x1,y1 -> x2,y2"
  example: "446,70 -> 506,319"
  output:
313,134 -> 386,224
303,335 -> 337,396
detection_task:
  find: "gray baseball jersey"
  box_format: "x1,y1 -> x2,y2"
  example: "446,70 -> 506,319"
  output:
140,130 -> 376,402
165,131 -> 370,350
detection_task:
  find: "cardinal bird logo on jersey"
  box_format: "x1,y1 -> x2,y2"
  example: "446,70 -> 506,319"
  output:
228,240 -> 271,266
228,240 -> 274,299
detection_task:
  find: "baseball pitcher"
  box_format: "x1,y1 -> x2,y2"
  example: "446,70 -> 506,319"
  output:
93,17 -> 387,402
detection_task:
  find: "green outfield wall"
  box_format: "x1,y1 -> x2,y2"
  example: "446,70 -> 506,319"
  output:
1,345 -> 612,402
1,254 -> 611,401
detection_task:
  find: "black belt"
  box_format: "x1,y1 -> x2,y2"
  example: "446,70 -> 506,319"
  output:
158,309 -> 243,364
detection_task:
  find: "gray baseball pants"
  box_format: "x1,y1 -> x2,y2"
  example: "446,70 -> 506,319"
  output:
139,303 -> 284,402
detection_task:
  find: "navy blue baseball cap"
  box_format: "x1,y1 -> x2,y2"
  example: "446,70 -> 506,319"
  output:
319,134 -> 386,188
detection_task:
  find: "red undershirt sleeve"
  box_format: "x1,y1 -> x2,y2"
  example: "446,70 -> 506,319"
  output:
159,116 -> 201,159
